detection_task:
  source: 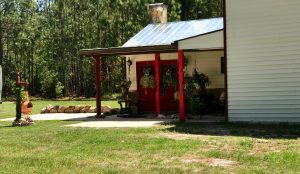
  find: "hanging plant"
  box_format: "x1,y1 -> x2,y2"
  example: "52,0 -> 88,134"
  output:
184,56 -> 189,67
192,68 -> 210,94
140,66 -> 155,88
184,75 -> 196,98
117,79 -> 132,96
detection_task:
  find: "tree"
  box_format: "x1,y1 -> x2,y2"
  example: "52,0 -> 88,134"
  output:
1,0 -> 224,99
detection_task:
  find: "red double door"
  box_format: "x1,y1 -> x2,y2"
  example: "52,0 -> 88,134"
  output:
136,60 -> 179,112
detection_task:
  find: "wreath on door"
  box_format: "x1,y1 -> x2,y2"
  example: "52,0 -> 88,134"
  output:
162,65 -> 177,92
140,66 -> 155,88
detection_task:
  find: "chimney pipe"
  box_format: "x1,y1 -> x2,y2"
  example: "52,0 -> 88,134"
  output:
148,3 -> 168,24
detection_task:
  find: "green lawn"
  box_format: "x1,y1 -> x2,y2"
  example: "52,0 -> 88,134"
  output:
0,120 -> 299,174
0,100 -> 299,173
0,100 -> 119,119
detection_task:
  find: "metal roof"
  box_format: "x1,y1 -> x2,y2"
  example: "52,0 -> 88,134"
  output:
122,17 -> 223,47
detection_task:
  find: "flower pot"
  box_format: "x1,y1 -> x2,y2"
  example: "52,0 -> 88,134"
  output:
21,91 -> 32,114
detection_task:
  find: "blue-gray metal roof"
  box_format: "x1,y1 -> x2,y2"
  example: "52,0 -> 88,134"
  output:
122,17 -> 223,47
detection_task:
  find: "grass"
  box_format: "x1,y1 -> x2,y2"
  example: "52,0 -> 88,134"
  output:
0,120 -> 299,174
0,100 -> 299,173
0,100 -> 119,119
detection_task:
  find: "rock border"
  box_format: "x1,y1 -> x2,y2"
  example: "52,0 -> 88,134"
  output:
41,105 -> 119,116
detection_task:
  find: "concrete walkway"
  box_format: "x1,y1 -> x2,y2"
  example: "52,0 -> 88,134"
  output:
0,113 -> 172,128
1,113 -> 224,128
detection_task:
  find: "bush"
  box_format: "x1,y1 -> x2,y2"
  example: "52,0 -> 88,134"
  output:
55,82 -> 64,98
40,70 -> 64,98
189,98 -> 208,115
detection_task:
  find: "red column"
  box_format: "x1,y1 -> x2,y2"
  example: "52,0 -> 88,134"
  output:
178,50 -> 186,122
155,53 -> 161,117
95,55 -> 102,117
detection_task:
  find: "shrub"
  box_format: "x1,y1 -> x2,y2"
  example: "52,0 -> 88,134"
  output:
55,81 -> 64,98
189,98 -> 208,115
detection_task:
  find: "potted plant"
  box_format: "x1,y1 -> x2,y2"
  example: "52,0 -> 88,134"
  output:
192,69 -> 210,95
118,79 -> 132,97
184,69 -> 210,116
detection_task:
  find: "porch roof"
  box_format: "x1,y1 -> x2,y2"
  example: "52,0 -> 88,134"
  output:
80,17 -> 223,57
122,17 -> 223,47
80,44 -> 179,56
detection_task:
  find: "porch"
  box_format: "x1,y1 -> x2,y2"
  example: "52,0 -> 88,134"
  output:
79,18 -> 226,121
126,50 -> 225,119
79,50 -> 226,121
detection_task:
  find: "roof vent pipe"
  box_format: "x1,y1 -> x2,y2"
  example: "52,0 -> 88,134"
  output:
148,3 -> 168,24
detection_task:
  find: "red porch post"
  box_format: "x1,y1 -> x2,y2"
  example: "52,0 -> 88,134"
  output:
155,53 -> 161,116
94,55 -> 102,117
178,50 -> 186,122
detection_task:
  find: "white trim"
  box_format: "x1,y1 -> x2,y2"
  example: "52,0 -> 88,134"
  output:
229,117 -> 300,123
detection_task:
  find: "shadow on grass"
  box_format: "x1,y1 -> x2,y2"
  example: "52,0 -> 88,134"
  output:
164,121 -> 300,139
0,125 -> 14,128
0,121 -> 28,128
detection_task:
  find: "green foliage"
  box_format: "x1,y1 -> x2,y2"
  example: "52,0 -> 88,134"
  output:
140,74 -> 155,89
184,75 -> 195,99
162,65 -> 177,92
185,69 -> 210,115
55,81 -> 64,98
0,0 -> 223,98
40,70 -> 63,98
12,86 -> 25,100
12,84 -> 25,120
177,0 -> 223,20
184,69 -> 209,97
189,97 -> 208,115
140,66 -> 155,88
117,79 -> 131,97
192,68 -> 210,92
118,79 -> 131,90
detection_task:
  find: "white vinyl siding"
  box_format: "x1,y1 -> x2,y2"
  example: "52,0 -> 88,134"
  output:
178,31 -> 224,50
226,0 -> 300,122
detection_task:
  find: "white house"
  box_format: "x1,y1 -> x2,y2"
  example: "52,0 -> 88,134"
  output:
225,0 -> 300,122
80,1 -> 300,123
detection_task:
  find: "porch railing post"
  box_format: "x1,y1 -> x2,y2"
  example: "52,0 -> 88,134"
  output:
178,50 -> 186,122
155,53 -> 161,117
94,55 -> 102,117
